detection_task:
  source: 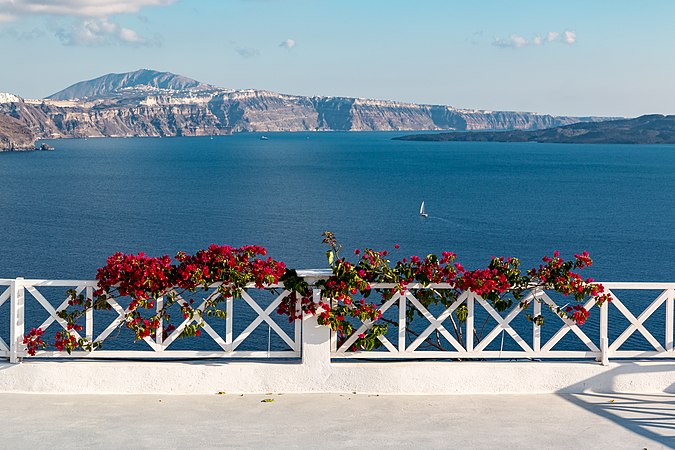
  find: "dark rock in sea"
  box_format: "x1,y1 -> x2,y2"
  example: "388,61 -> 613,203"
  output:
393,114 -> 675,144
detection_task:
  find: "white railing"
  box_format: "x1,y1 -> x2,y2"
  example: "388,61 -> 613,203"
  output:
0,277 -> 673,365
331,282 -> 675,364
0,278 -> 301,362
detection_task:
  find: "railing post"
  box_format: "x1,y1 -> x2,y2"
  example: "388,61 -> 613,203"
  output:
85,285 -> 94,342
294,292 -> 302,353
466,293 -> 474,352
599,300 -> 609,366
226,295 -> 233,352
666,289 -> 674,352
533,291 -> 541,353
301,288 -> 331,370
9,277 -> 25,364
155,295 -> 164,351
398,291 -> 406,352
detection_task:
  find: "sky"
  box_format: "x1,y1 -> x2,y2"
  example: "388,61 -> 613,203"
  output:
1,0 -> 674,117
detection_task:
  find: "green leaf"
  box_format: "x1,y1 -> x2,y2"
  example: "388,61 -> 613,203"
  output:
327,250 -> 334,266
455,304 -> 468,322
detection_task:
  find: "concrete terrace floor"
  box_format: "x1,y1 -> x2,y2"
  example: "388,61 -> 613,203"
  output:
1,393 -> 674,449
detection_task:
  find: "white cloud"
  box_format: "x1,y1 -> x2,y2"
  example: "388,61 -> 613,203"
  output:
493,34 -> 528,48
236,47 -> 260,58
279,38 -> 295,49
493,30 -> 577,49
119,27 -> 142,43
0,0 -> 176,18
0,0 -> 173,46
56,18 -> 151,46
511,35 -> 528,48
563,30 -> 576,45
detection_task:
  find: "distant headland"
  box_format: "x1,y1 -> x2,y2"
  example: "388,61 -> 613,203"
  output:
393,114 -> 675,144
0,69 -> 611,151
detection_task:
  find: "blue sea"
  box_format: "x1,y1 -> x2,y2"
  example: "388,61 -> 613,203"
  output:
1,132 -> 674,353
1,132 -> 674,280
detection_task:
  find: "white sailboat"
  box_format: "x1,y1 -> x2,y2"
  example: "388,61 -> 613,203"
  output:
419,201 -> 428,217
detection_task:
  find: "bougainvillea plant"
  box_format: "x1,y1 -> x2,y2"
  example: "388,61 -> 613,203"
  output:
23,233 -> 611,356
24,245 -> 286,355
296,232 -> 611,352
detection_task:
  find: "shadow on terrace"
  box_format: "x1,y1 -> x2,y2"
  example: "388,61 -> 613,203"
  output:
558,362 -> 675,447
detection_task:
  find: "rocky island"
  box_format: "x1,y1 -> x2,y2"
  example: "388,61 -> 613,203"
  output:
1,69 -> 610,151
394,114 -> 675,144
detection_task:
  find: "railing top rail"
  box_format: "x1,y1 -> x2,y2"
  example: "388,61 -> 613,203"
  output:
0,279 -> 287,289
366,282 -> 675,290
2,275 -> 674,290
6,280 -> 99,287
601,282 -> 675,289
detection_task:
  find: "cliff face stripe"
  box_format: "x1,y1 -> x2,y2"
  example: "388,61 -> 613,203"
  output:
0,95 -> 601,145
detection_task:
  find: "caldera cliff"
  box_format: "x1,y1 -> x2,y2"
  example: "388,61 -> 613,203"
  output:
0,69 -> 611,150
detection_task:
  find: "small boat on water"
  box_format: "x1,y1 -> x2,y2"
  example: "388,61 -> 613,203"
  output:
260,135 -> 269,140
419,201 -> 428,217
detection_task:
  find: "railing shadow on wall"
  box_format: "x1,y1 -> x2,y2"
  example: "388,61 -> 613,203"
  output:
0,276 -> 673,365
